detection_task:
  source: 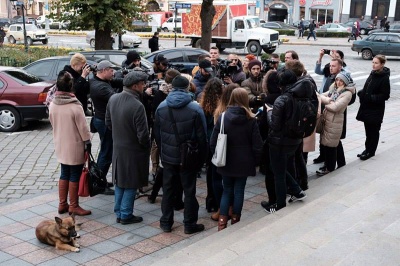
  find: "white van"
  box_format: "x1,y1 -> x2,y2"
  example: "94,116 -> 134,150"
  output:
161,16 -> 182,32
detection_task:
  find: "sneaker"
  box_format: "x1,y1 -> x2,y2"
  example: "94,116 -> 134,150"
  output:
260,200 -> 273,209
184,224 -> 205,234
288,191 -> 307,203
120,215 -> 143,225
262,203 -> 280,214
316,169 -> 330,176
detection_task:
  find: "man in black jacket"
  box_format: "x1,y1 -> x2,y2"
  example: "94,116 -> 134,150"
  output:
154,76 -> 207,234
148,32 -> 159,52
90,60 -> 123,195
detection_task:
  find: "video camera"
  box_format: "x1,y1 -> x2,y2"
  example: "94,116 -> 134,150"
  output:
218,59 -> 233,79
261,59 -> 279,73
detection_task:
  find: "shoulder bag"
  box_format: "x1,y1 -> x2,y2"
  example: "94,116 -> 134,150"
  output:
212,112 -> 227,167
78,152 -> 90,197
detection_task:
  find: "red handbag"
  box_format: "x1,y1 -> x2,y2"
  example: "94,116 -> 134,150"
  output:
78,152 -> 90,197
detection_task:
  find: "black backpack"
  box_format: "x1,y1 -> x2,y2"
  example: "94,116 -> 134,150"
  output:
284,92 -> 318,139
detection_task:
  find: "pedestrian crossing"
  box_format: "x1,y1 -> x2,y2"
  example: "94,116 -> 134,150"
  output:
307,69 -> 400,89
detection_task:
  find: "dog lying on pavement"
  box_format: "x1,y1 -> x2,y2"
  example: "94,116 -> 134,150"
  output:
35,214 -> 81,252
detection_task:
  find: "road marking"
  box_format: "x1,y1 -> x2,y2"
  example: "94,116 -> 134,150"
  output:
352,75 -> 371,81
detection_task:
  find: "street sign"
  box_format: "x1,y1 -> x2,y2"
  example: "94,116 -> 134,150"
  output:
175,3 -> 191,9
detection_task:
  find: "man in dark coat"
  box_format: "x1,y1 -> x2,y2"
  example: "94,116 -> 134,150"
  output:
154,75 -> 207,234
148,32 -> 159,52
105,68 -> 151,225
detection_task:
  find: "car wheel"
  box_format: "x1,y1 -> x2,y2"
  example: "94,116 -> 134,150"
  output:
0,106 -> 21,132
8,35 -> 16,44
90,39 -> 95,48
361,49 -> 373,60
163,27 -> 169,32
42,39 -> 48,44
247,41 -> 262,55
27,37 -> 33,46
360,29 -> 366,35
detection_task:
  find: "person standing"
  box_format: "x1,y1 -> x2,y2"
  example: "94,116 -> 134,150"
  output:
0,27 -> 6,47
49,71 -> 91,216
154,76 -> 207,234
90,60 -> 123,195
307,20 -> 317,41
193,59 -> 214,100
241,59 -> 264,111
384,21 -> 390,32
356,55 -> 390,161
298,18 -> 305,39
105,69 -> 150,224
211,88 -> 263,231
380,16 -> 387,30
372,16 -> 378,28
149,32 -> 159,52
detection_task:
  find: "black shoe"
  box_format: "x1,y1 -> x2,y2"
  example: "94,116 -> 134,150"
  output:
184,224 -> 205,234
261,200 -> 275,209
319,165 -> 327,171
160,224 -> 172,233
360,153 -> 374,161
107,182 -> 113,188
357,150 -> 367,157
316,169 -> 330,176
147,196 -> 156,204
120,215 -> 143,225
313,156 -> 325,164
262,203 -> 281,214
101,187 -> 115,195
288,191 -> 307,203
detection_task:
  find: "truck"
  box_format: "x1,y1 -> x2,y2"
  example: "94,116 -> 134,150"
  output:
181,2 -> 279,55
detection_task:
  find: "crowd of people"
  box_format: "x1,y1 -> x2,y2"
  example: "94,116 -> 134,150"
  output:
48,45 -> 391,234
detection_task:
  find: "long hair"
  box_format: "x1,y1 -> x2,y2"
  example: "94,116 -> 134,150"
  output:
199,77 -> 223,115
214,83 -> 239,123
228,87 -> 255,119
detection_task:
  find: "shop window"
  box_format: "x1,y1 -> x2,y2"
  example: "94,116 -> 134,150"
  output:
310,8 -> 333,25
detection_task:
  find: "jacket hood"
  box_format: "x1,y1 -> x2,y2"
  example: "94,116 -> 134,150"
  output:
166,89 -> 192,108
286,75 -> 315,98
225,106 -> 249,125
371,66 -> 390,78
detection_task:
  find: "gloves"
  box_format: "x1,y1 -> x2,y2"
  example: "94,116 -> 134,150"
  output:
84,141 -> 92,154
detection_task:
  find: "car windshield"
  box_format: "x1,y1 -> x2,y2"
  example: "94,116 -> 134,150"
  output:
25,24 -> 38,31
247,18 -> 260,28
4,70 -> 43,84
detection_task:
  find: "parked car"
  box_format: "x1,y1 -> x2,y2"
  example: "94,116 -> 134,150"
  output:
6,24 -> 49,45
0,67 -> 52,132
36,15 -> 53,25
70,50 -> 153,69
315,23 -> 351,33
86,30 -> 142,48
292,19 -> 311,30
368,23 -> 400,35
39,20 -> 69,30
261,21 -> 297,30
0,18 -> 11,28
22,56 -> 121,82
11,16 -> 36,24
351,32 -> 400,60
344,21 -> 375,35
144,47 -> 209,74
161,16 -> 182,32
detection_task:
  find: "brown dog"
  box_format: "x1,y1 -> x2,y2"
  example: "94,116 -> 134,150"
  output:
35,214 -> 80,252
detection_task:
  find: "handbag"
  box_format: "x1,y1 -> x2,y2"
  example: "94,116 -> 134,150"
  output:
87,152 -> 107,197
212,112 -> 227,167
315,109 -> 326,134
78,152 -> 90,197
168,107 -> 202,171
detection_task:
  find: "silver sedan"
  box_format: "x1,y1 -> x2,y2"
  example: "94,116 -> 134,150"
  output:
86,30 -> 142,48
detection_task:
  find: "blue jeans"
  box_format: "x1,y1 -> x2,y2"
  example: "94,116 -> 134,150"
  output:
114,186 -> 137,220
220,176 -> 247,216
307,30 -> 316,40
93,117 -> 113,178
269,144 -> 302,209
60,164 -> 84,182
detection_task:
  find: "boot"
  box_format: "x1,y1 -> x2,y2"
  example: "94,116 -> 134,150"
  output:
211,209 -> 220,221
218,215 -> 229,231
68,182 -> 91,216
228,206 -> 233,220
231,214 -> 241,225
58,180 -> 69,214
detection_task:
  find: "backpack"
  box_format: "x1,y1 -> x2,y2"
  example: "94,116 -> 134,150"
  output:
284,92 -> 317,139
44,83 -> 57,108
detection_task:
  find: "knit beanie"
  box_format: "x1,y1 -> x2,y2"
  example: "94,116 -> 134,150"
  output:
248,60 -> 262,70
126,51 -> 141,65
172,75 -> 189,90
335,72 -> 351,86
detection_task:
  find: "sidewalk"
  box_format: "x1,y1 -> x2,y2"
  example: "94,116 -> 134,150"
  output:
1,91 -> 400,264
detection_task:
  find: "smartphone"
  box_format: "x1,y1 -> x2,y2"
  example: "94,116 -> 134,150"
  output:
324,49 -> 331,54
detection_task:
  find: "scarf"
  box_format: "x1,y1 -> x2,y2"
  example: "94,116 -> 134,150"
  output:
52,91 -> 81,106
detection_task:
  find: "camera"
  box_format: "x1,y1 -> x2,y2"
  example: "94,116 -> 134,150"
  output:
84,64 -> 97,72
261,59 -> 278,73
323,49 -> 331,55
218,59 -> 233,79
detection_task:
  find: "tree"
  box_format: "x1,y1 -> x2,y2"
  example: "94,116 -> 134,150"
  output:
200,0 -> 216,51
51,0 -> 145,50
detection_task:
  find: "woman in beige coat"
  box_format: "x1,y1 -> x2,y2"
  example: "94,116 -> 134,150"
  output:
49,72 -> 92,216
317,72 -> 355,176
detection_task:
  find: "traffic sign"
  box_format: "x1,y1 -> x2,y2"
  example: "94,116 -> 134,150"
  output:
175,3 -> 191,9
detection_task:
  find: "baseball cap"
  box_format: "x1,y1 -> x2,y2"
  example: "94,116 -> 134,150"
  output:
96,60 -> 115,71
199,59 -> 213,73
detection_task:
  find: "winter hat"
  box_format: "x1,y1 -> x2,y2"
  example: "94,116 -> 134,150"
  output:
164,69 -> 181,84
248,60 -> 262,70
172,75 -> 189,90
199,59 -> 213,73
245,54 -> 256,61
123,67 -> 149,87
126,50 -> 141,64
336,72 -> 351,86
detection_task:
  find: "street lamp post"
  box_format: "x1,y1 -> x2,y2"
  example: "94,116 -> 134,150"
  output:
9,0 -> 34,53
